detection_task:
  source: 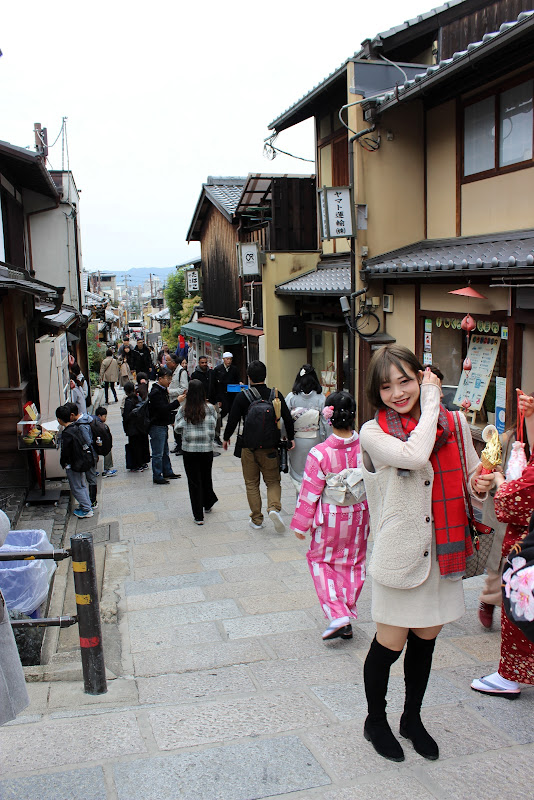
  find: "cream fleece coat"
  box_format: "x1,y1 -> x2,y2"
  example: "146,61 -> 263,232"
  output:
360,384 -> 483,590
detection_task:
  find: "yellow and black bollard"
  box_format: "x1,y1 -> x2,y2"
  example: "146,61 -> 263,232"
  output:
70,532 -> 107,695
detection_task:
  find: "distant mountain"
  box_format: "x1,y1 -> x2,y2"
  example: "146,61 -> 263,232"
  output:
93,267 -> 180,288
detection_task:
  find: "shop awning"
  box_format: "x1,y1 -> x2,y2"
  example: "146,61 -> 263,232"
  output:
362,230 -> 534,280
180,321 -> 243,345
35,301 -> 80,328
235,326 -> 264,337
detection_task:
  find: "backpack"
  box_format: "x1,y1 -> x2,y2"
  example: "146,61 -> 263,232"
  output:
90,418 -> 113,457
242,387 -> 281,451
128,398 -> 151,434
68,423 -> 95,473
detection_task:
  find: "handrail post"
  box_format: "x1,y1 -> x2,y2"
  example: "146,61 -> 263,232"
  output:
70,532 -> 107,695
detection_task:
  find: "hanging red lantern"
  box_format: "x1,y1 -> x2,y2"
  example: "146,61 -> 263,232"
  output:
460,314 -> 476,333
463,356 -> 472,372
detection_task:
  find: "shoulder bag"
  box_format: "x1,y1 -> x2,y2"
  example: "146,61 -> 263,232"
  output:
453,412 -> 495,579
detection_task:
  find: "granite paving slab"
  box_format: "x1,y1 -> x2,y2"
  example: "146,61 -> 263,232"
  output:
137,664 -> 256,704
463,685 -> 534,744
148,690 -> 330,749
421,746 -> 534,800
319,775 -> 437,800
125,586 -> 205,611
0,766 -> 108,800
223,609 -> 316,639
113,736 -> 330,800
200,552 -> 271,570
251,655 -> 359,690
132,639 -> 270,677
128,620 -> 222,653
239,589 -> 319,614
0,711 -> 146,773
124,571 -> 223,596
265,628 -> 371,659
310,674 -> 470,720
220,562 -> 297,582
448,633 -> 501,662
202,578 -> 288,601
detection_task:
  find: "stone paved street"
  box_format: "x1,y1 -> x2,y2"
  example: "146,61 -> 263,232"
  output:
1,393 -> 533,800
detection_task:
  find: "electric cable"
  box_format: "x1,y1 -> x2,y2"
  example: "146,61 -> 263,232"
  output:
263,133 -> 315,163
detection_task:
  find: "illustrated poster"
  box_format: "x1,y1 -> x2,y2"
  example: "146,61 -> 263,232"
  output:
453,335 -> 501,411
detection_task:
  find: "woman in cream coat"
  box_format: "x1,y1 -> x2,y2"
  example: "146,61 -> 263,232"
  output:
359,345 -> 494,764
0,510 -> 29,725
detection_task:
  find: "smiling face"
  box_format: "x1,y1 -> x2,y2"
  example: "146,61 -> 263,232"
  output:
379,362 -> 421,417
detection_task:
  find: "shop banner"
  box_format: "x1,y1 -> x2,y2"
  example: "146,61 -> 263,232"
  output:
495,376 -> 506,434
453,335 -> 501,411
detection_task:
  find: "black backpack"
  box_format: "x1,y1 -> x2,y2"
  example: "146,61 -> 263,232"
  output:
90,418 -> 113,457
69,423 -> 95,473
242,387 -> 281,451
128,398 -> 151,434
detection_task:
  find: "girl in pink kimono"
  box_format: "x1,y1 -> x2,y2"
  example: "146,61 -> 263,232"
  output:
290,392 -> 369,641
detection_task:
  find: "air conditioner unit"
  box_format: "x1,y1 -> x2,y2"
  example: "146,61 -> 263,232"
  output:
383,294 -> 394,313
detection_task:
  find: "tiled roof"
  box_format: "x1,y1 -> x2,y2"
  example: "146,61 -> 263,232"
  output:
374,10 -> 534,111
362,231 -> 534,278
276,257 -> 351,295
204,179 -> 247,217
374,0 -> 465,42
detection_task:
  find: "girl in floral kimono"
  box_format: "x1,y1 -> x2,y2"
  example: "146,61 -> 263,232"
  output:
471,389 -> 534,698
290,392 -> 369,641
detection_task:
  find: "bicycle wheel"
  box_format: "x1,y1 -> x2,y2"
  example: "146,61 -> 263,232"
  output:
355,309 -> 380,336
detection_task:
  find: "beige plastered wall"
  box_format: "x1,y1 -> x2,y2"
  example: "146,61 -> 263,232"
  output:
382,284 -> 416,351
462,168 -> 534,235
426,100 -> 456,238
420,284 -> 508,313
262,252 -> 319,395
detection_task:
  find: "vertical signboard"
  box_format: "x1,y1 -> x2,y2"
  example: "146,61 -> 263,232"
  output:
318,186 -> 354,240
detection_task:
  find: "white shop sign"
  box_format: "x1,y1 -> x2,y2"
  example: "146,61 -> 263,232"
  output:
318,186 -> 354,240
186,270 -> 200,292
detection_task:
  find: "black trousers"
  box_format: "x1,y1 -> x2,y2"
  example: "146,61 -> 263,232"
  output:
104,381 -> 117,403
182,451 -> 218,522
127,434 -> 148,469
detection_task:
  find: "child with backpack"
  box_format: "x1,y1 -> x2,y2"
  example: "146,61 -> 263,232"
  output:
91,407 -> 117,477
56,404 -> 94,519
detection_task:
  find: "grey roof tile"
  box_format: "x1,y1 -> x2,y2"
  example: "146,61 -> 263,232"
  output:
376,9 -> 534,108
362,231 -> 534,277
276,259 -> 351,295
204,179 -> 247,216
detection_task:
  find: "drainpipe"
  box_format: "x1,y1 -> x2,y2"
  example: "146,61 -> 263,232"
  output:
348,124 -> 376,398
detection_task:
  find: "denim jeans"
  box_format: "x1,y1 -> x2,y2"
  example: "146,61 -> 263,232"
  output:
149,425 -> 172,480
66,467 -> 91,512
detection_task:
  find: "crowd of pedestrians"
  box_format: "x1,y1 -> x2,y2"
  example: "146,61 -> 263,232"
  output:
44,335 -> 534,764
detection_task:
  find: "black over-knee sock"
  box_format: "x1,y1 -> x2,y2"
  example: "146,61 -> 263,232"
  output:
363,636 -> 404,762
399,630 -> 439,760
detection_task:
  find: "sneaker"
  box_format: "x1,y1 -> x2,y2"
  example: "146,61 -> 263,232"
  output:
73,508 -> 94,518
103,469 -> 118,477
213,451 -> 221,457
91,500 -> 98,509
268,509 -> 286,533
214,436 -> 223,447
249,520 -> 265,530
141,464 -> 150,471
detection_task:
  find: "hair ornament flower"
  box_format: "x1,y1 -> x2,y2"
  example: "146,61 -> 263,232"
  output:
322,405 -> 334,425
299,367 -> 307,377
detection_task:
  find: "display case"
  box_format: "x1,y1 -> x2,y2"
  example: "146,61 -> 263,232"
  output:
17,419 -> 59,451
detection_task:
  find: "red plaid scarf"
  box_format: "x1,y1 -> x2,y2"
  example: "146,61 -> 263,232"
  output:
377,407 -> 472,578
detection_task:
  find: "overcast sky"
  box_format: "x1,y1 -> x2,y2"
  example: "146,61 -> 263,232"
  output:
2,0 -> 430,271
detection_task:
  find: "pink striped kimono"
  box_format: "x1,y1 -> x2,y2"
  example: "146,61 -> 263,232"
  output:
290,431 -> 369,621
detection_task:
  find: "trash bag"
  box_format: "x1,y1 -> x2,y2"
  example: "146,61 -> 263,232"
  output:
0,529 -> 56,615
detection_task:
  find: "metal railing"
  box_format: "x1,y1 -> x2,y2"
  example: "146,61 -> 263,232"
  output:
0,532 -> 107,695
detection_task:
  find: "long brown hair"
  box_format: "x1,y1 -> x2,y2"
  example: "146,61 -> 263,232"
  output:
184,379 -> 207,424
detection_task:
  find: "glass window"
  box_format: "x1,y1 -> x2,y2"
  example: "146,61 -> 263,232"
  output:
499,80 -> 533,167
464,97 -> 495,176
310,329 -> 337,396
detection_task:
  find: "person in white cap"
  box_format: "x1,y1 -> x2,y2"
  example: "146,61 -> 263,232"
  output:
213,352 -> 240,446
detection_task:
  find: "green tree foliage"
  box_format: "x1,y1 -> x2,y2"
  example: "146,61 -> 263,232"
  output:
165,295 -> 201,351
165,271 -> 186,319
87,323 -> 104,387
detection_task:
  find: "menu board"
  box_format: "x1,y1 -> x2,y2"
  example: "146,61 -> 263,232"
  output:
453,335 -> 501,411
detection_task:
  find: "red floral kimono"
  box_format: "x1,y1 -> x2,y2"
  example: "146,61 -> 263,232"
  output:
494,452 -> 534,683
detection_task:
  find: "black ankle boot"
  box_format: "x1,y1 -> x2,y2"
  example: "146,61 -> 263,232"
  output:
363,636 -> 405,762
399,630 -> 439,760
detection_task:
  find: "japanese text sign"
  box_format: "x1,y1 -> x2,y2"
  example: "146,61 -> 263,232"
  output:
318,186 -> 354,240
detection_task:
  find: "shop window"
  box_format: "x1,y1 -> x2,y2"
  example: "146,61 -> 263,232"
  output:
463,78 -> 534,179
307,322 -> 346,396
